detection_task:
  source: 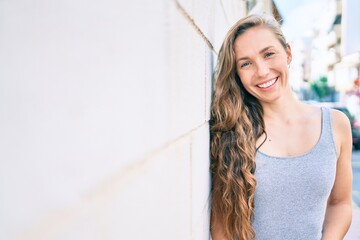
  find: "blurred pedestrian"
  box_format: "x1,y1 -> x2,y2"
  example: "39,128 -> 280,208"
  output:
210,14 -> 352,240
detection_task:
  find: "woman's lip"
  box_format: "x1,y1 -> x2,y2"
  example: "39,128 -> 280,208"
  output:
257,77 -> 278,88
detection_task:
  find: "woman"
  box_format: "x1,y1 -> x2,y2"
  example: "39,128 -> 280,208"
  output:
210,14 -> 352,240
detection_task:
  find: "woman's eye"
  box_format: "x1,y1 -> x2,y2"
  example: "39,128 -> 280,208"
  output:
265,52 -> 274,58
240,62 -> 251,68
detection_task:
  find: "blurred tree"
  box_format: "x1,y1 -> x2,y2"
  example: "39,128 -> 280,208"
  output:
310,76 -> 331,101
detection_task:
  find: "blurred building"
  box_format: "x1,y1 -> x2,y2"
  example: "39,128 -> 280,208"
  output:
327,0 -> 360,118
286,0 -> 337,101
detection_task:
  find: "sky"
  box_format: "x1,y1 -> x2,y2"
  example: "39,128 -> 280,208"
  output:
274,0 -> 335,42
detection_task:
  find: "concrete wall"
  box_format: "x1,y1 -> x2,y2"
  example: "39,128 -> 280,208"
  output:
0,0 -> 246,239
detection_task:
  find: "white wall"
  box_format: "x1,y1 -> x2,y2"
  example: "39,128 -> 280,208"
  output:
0,0 -> 242,239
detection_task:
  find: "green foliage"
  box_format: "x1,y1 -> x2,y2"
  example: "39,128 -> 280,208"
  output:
309,76 -> 331,101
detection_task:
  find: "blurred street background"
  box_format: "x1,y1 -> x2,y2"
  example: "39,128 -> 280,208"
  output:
353,150 -> 360,208
347,149 -> 360,239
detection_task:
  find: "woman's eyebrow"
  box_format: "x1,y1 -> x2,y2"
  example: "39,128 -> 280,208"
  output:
236,56 -> 249,63
259,46 -> 274,54
236,46 -> 275,63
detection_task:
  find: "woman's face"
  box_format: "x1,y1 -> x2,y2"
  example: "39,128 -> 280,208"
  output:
234,26 -> 291,104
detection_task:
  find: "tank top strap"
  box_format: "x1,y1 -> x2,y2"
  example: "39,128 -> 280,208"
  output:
320,107 -> 337,156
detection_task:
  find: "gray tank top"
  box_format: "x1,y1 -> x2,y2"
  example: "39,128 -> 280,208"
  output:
253,107 -> 338,240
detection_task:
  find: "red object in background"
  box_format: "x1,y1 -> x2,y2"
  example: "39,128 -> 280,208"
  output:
354,77 -> 360,87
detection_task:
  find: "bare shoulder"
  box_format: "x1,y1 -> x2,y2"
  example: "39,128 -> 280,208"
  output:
330,108 -> 351,129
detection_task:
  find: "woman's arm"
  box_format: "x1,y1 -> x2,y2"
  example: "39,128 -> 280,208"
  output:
322,109 -> 353,240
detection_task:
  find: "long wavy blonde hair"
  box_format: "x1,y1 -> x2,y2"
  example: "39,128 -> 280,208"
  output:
210,14 -> 287,240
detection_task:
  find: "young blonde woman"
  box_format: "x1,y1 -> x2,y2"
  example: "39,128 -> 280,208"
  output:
210,14 -> 352,240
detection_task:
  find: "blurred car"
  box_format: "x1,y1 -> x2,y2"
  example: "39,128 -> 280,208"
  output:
333,106 -> 360,150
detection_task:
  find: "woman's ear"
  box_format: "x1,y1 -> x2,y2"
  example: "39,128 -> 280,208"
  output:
286,43 -> 292,65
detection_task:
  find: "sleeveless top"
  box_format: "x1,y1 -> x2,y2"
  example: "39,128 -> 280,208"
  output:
253,107 -> 338,240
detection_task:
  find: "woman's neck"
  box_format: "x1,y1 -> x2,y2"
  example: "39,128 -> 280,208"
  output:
261,93 -> 308,123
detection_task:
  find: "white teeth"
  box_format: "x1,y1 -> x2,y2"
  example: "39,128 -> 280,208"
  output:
258,78 -> 277,88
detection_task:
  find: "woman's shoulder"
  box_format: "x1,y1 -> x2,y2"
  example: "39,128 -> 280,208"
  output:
329,108 -> 352,157
329,108 -> 351,129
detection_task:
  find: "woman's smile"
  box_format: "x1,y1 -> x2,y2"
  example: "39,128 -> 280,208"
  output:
257,77 -> 278,89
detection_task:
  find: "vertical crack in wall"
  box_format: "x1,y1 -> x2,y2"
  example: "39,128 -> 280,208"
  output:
174,0 -> 218,55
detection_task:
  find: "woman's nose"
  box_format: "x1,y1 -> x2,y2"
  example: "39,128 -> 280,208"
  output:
256,61 -> 270,77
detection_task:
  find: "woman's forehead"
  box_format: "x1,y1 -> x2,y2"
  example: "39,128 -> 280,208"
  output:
233,26 -> 282,54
